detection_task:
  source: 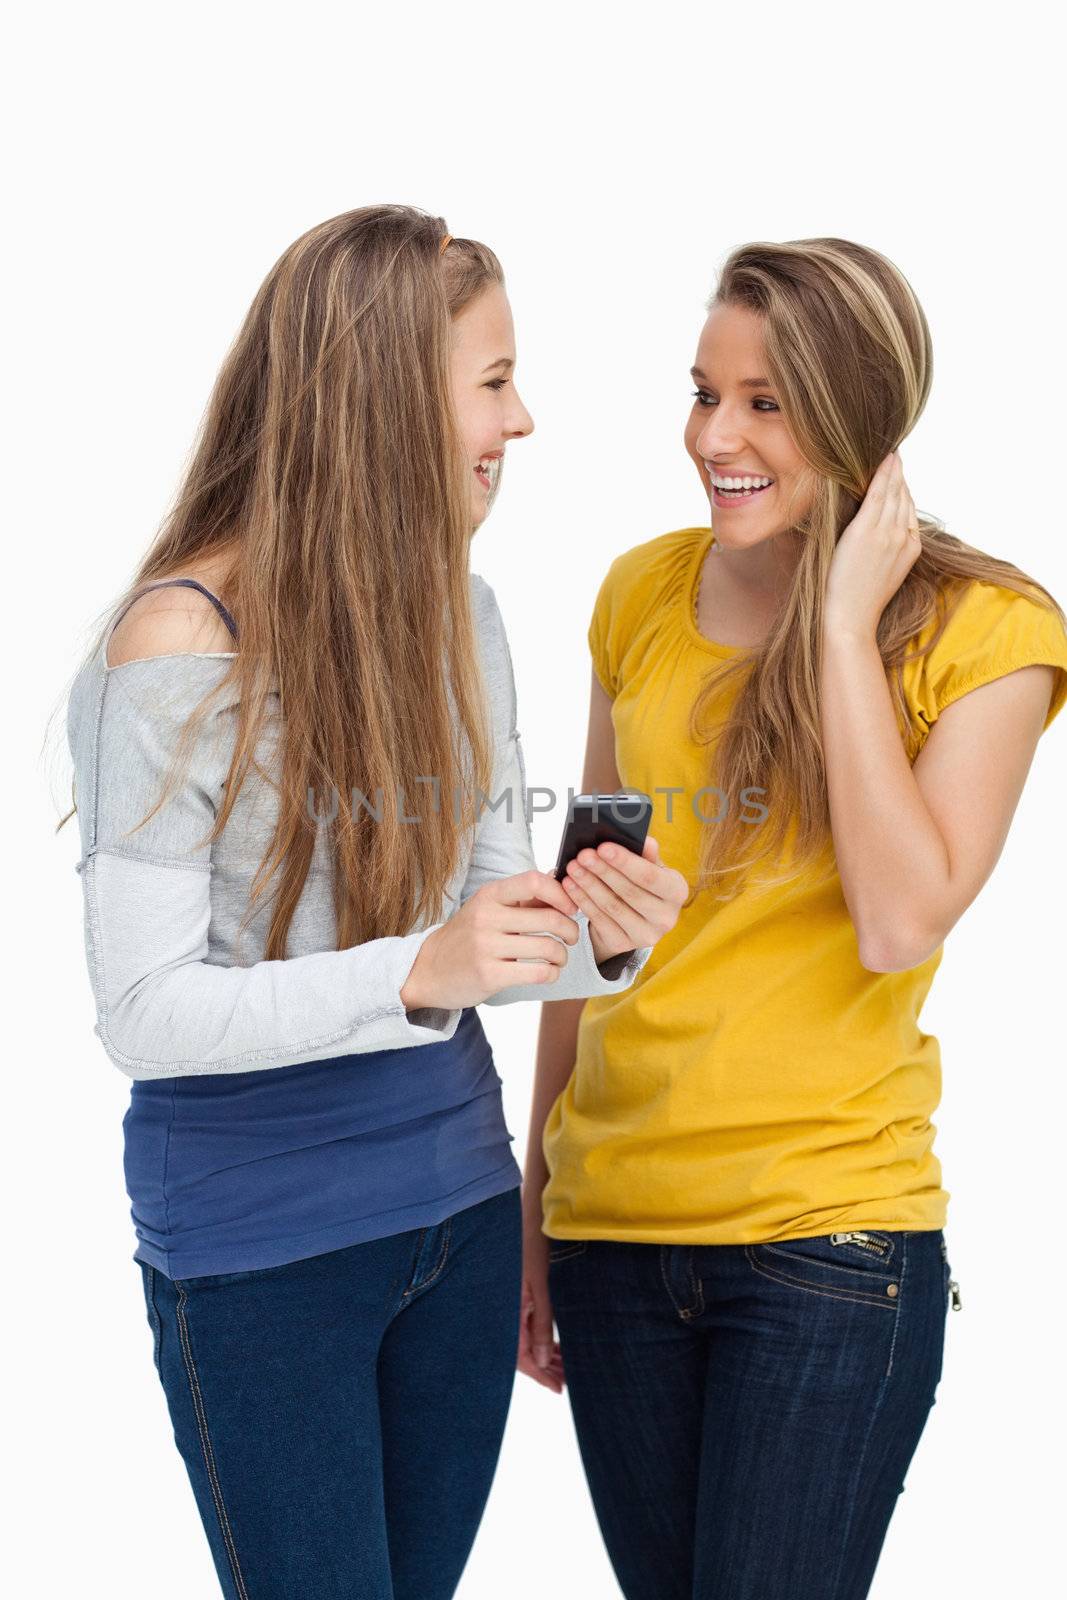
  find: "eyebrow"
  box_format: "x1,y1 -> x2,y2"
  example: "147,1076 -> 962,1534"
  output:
482,357 -> 514,374
690,365 -> 772,389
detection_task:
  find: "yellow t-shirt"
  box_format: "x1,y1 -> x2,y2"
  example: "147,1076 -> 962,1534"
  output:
542,525 -> 1067,1244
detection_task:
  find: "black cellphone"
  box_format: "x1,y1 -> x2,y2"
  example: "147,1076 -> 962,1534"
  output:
552,792 -> 652,882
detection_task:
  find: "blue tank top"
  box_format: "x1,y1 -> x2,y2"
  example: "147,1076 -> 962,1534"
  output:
120,580 -> 520,1280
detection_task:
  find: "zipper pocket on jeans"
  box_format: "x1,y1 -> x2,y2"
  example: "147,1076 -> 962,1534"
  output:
829,1231 -> 891,1259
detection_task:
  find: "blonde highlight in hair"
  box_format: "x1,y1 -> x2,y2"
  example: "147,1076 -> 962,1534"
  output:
690,237 -> 1065,902
61,205 -> 506,958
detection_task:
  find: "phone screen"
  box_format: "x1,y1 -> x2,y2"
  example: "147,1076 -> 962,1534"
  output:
552,793 -> 652,882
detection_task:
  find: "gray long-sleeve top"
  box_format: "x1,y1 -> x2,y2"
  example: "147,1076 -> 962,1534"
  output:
66,571 -> 652,1081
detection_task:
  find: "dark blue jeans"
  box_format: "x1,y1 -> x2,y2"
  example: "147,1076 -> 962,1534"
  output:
548,1227 -> 954,1600
138,1186 -> 522,1599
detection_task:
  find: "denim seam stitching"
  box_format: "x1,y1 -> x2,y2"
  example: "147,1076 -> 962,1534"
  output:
174,1286 -> 251,1600
659,1245 -> 701,1320
745,1246 -> 897,1309
144,1266 -> 162,1371
402,1217 -> 453,1299
826,1281 -> 900,1600
397,1226 -> 428,1301
686,1248 -> 705,1317
884,1234 -> 907,1379
547,1242 -> 587,1262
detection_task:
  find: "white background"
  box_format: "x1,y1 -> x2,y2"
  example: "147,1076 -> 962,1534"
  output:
13,2 -> 1064,1594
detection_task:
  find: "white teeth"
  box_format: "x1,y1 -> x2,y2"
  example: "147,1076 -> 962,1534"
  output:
708,471 -> 773,491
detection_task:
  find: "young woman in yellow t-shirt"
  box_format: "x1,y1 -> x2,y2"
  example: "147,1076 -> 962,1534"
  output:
517,238 -> 1067,1600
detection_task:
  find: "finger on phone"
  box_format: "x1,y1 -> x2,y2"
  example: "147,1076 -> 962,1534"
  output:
583,864 -> 657,924
591,840 -> 655,889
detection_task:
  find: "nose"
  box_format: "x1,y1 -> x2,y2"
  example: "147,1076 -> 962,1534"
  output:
508,386 -> 535,440
695,406 -> 745,459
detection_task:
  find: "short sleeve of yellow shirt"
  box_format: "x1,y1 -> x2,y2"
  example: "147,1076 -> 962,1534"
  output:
542,527 -> 1067,1246
586,563 -> 619,696
908,574 -> 1067,738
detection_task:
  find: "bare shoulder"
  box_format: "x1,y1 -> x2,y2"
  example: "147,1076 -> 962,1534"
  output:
106,583 -> 235,668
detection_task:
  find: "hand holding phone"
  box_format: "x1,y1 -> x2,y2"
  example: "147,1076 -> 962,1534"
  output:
552,793 -> 652,881
551,793 -> 687,971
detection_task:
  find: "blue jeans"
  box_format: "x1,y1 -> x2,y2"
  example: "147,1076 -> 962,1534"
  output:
548,1227 -> 954,1600
138,1186 -> 522,1599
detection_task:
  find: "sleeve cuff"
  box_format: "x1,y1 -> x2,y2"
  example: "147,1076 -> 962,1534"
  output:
481,910 -> 652,1006
382,923 -> 464,1045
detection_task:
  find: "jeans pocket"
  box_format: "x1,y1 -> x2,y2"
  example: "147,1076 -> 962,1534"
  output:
746,1231 -> 902,1309
547,1240 -> 589,1264
172,1266 -> 282,1291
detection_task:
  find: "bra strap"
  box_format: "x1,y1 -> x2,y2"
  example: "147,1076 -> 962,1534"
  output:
109,577 -> 239,642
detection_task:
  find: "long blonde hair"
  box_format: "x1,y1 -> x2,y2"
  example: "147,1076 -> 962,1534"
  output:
58,204 -> 502,957
692,237 -> 1065,900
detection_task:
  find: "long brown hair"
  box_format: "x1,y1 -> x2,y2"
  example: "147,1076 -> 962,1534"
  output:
691,237 -> 1065,901
59,204 -> 504,957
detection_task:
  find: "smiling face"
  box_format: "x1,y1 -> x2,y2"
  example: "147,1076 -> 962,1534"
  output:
449,284 -> 534,531
684,301 -> 815,549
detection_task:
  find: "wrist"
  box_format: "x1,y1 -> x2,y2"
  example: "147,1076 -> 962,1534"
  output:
521,1177 -> 546,1223
400,926 -> 442,1012
399,963 -> 424,1013
822,613 -> 879,649
596,948 -> 634,980
589,924 -> 634,976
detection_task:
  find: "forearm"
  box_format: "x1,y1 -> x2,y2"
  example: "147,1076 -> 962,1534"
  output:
522,997 -> 586,1232
819,625 -> 950,968
84,851 -> 460,1078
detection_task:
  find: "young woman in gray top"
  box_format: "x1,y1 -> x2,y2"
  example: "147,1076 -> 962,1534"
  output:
61,205 -> 687,1600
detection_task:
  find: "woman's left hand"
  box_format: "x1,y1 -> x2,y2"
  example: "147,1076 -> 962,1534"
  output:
560,833 -> 688,965
824,450 -> 923,638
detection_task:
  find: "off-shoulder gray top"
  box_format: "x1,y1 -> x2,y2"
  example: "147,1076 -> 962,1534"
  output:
67,571 -> 653,1084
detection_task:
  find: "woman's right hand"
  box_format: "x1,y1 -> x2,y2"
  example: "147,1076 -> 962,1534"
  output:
399,870 -> 581,1011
